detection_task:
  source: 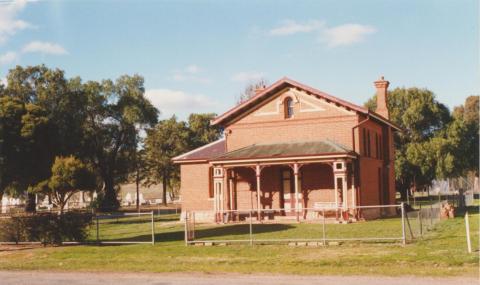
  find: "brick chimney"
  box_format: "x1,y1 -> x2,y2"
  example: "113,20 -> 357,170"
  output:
255,86 -> 266,95
374,76 -> 390,119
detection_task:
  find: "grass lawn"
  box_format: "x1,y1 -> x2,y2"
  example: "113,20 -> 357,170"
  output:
0,207 -> 478,277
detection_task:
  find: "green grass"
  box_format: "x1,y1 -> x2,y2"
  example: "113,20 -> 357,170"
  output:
0,209 -> 478,277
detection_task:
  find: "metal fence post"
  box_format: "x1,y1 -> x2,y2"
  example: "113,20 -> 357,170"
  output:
465,212 -> 472,253
322,208 -> 326,246
96,214 -> 99,245
192,212 -> 195,240
418,204 -> 422,237
430,204 -> 433,226
249,210 -> 253,246
400,202 -> 406,245
184,212 -> 187,246
151,211 -> 155,245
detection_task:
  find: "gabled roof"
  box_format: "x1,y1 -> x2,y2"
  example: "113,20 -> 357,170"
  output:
211,77 -> 401,131
211,140 -> 353,162
172,138 -> 226,163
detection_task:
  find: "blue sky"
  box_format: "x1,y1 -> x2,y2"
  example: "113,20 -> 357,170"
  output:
0,0 -> 478,119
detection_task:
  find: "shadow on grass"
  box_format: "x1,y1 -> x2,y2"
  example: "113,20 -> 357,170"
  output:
97,217 -> 179,226
456,205 -> 479,216
85,223 -> 295,244
194,223 -> 295,240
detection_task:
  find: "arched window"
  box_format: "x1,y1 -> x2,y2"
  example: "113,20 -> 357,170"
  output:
284,97 -> 294,118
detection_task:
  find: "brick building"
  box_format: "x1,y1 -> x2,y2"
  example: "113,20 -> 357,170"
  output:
173,77 -> 401,222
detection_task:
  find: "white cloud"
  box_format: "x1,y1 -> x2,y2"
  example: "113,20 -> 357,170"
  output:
0,0 -> 34,45
322,24 -> 376,47
185,64 -> 200,74
22,41 -> 68,55
231,71 -> 266,82
268,19 -> 376,48
170,64 -> 211,84
269,20 -> 324,36
1,77 -> 7,87
145,88 -> 221,118
0,51 -> 18,64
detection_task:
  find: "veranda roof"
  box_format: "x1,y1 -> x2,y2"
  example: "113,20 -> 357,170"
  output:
172,138 -> 226,162
211,140 -> 353,162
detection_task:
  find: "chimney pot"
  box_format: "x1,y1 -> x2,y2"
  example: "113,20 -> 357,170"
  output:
374,76 -> 390,119
255,86 -> 266,95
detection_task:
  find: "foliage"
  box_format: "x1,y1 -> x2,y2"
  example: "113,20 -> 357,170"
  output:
144,116 -> 190,205
144,113 -> 222,204
0,65 -> 86,211
365,88 -> 453,198
187,113 -> 222,149
0,65 -> 159,213
236,78 -> 269,104
452,95 -> 479,175
82,75 -> 158,211
30,156 -> 97,214
0,212 -> 93,245
366,90 -> 479,198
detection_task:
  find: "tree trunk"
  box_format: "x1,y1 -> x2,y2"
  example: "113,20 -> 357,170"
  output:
25,192 -> 36,213
100,174 -> 119,212
59,201 -> 65,215
162,173 -> 167,206
395,182 -> 407,201
136,168 -> 140,211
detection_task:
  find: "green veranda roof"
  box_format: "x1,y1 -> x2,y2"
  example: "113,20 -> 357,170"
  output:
212,140 -> 353,161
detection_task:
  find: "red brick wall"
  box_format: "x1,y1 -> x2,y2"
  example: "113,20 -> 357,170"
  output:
259,166 -> 282,209
301,163 -> 335,208
232,167 -> 256,210
357,118 -> 397,206
226,116 -> 358,151
225,89 -> 359,151
180,163 -> 212,211
178,90 -> 397,215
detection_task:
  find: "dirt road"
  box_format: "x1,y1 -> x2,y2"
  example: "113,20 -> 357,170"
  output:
0,271 -> 477,285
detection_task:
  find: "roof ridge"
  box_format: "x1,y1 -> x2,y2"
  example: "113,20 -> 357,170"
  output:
211,77 -> 368,126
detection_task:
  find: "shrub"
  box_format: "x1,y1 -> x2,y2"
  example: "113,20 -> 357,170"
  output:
0,216 -> 29,243
0,212 -> 93,245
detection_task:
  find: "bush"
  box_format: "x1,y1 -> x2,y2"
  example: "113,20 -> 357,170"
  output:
0,212 -> 93,245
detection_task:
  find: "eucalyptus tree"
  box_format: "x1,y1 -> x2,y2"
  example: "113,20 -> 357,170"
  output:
365,87 -> 451,199
82,75 -> 158,211
187,113 -> 222,148
0,65 -> 73,211
145,116 -> 189,205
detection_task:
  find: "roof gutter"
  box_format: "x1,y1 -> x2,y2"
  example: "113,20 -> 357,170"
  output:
368,112 -> 402,131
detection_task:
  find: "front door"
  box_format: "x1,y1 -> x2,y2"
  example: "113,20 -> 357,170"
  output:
281,169 -> 295,214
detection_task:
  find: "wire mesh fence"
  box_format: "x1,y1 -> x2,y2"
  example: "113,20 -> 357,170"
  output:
184,204 -> 409,246
86,211 -> 155,245
0,209 -> 183,245
405,201 -> 444,239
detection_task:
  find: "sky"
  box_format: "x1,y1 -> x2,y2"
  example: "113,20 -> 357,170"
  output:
0,0 -> 478,120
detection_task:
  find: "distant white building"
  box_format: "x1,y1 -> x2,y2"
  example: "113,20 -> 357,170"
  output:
0,181 -> 176,213
118,182 -> 171,206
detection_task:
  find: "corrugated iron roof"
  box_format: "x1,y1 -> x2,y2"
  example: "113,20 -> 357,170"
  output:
172,138 -> 226,162
211,140 -> 353,161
